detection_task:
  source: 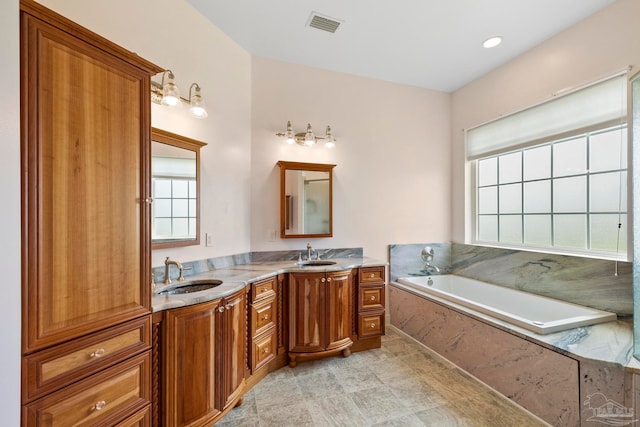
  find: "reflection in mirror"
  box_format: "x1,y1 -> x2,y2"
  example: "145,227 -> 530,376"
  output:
277,161 -> 336,238
632,72 -> 640,360
152,128 -> 206,249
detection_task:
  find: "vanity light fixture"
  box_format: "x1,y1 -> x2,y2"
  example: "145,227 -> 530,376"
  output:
160,70 -> 180,107
276,121 -> 337,148
151,71 -> 209,119
188,83 -> 208,119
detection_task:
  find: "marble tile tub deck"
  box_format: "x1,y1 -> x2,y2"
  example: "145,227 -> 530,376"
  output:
216,326 -> 548,427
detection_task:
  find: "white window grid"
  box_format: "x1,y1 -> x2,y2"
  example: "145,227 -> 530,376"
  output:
474,125 -> 628,258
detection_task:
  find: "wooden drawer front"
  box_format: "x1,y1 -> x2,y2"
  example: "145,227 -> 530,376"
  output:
359,267 -> 385,284
24,317 -> 151,402
252,328 -> 276,372
359,285 -> 385,311
114,405 -> 151,427
24,351 -> 151,427
251,297 -> 275,337
252,277 -> 276,302
358,312 -> 385,338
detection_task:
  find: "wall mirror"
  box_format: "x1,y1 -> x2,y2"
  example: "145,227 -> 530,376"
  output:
152,128 -> 207,249
277,161 -> 336,238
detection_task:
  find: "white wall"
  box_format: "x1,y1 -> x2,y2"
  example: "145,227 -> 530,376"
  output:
451,0 -> 640,243
250,57 -> 452,262
1,0 -> 21,422
37,0 -> 253,268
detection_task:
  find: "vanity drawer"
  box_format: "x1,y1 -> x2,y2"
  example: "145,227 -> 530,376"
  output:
359,267 -> 385,284
252,276 -> 276,302
23,351 -> 151,427
251,327 -> 276,372
358,312 -> 385,338
23,316 -> 151,402
251,296 -> 276,338
359,284 -> 385,311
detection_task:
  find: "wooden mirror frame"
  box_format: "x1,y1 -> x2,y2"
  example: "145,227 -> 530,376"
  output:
151,128 -> 207,249
277,161 -> 336,239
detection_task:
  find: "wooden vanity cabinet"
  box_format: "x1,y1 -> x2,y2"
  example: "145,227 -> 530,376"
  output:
288,269 -> 353,367
20,1 -> 161,425
249,277 -> 278,373
162,289 -> 246,427
356,267 -> 386,339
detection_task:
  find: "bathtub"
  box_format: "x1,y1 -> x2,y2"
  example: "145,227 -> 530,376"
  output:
395,275 -> 617,334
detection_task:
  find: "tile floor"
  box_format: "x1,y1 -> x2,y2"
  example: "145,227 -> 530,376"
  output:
217,326 -> 548,426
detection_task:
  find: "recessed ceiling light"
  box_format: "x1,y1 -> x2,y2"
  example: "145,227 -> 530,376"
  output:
482,36 -> 503,49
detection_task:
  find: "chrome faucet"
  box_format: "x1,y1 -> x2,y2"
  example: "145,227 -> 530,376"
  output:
421,246 -> 441,274
306,243 -> 314,261
164,257 -> 184,284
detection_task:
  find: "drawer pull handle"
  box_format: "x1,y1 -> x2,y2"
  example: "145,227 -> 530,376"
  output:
261,288 -> 267,292
262,347 -> 269,354
90,348 -> 105,358
218,306 -> 225,313
327,278 -> 331,283
321,278 -> 325,283
93,400 -> 107,411
370,296 -> 376,301
369,273 -> 375,278
370,323 -> 376,328
261,314 -> 269,320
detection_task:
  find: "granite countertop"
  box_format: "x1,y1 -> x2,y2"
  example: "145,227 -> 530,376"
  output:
390,280 -> 640,373
152,257 -> 386,312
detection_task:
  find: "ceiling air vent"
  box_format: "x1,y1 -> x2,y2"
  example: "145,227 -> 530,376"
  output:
307,12 -> 342,34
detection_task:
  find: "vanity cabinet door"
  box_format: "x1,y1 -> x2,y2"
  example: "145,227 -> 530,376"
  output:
163,300 -> 221,427
325,270 -> 352,351
216,289 -> 247,410
289,272 -> 326,354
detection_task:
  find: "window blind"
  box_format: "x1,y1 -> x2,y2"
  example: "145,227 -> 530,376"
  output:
466,74 -> 627,160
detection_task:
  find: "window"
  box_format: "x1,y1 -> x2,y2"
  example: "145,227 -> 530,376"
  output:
467,74 -> 628,259
476,126 -> 627,257
152,157 -> 198,241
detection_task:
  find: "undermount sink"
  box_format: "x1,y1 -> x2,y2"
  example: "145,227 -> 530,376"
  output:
157,279 -> 223,296
295,260 -> 337,267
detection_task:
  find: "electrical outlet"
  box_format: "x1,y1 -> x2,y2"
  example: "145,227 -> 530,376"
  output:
268,229 -> 276,242
206,233 -> 213,247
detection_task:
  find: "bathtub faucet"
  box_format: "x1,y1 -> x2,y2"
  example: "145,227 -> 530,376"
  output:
421,246 -> 440,275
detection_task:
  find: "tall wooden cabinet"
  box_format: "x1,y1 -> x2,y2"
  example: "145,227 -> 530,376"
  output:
20,1 -> 161,425
288,269 -> 353,367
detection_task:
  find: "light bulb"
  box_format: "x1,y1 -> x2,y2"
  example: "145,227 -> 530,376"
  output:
161,71 -> 181,107
285,121 -> 295,144
189,83 -> 208,118
324,125 -> 336,148
304,123 -> 315,146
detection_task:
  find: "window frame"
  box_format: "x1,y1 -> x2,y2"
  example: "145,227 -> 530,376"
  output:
469,124 -> 630,261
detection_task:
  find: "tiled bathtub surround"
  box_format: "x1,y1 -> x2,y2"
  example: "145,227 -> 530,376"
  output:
451,243 -> 632,315
389,242 -> 632,315
388,243 -> 451,282
153,247 -> 363,284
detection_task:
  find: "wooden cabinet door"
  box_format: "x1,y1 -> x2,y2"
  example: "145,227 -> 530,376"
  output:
325,270 -> 353,350
163,300 -> 221,427
289,272 -> 325,353
21,8 -> 158,353
216,289 -> 246,410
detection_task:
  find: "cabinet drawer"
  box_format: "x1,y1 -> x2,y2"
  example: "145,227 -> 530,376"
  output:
359,267 -> 385,284
251,328 -> 276,372
251,296 -> 276,338
24,351 -> 151,427
23,317 -> 151,402
358,312 -> 385,338
252,276 -> 276,302
359,284 -> 385,311
114,405 -> 151,427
